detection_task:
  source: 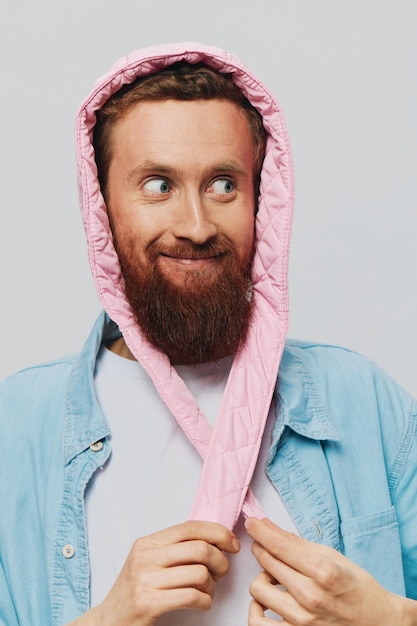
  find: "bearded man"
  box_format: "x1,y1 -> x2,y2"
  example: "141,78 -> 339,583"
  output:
0,43 -> 416,626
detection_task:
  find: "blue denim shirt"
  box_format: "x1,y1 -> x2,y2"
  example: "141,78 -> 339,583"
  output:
0,311 -> 416,625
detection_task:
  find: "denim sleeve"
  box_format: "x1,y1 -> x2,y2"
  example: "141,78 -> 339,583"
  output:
0,560 -> 19,626
389,398 -> 417,600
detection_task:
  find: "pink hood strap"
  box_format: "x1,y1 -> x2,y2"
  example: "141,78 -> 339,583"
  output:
161,371 -> 265,521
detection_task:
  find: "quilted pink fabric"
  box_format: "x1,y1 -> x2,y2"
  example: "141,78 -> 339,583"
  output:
75,42 -> 294,530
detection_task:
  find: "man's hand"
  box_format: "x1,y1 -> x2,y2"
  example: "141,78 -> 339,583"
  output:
68,520 -> 239,626
245,517 -> 416,625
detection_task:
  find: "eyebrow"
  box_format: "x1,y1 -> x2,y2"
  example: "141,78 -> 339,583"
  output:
127,159 -> 251,182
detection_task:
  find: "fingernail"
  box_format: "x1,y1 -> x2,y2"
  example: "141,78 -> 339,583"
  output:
244,518 -> 252,531
232,537 -> 240,551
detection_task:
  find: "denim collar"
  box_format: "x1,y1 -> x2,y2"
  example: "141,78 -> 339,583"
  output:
270,343 -> 341,458
63,312 -> 119,465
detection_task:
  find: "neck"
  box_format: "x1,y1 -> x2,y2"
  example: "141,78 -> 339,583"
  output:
108,337 -> 136,361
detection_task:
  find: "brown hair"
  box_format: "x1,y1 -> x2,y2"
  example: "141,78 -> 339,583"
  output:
93,62 -> 266,196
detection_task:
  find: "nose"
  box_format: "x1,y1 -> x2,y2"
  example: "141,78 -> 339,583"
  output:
171,192 -> 218,244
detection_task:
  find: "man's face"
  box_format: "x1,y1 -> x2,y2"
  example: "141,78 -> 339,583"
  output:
106,98 -> 258,363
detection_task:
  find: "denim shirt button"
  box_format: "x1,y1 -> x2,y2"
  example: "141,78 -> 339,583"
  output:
62,544 -> 75,559
313,520 -> 323,539
90,441 -> 103,452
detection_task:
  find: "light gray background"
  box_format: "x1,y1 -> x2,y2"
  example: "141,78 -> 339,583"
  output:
1,1 -> 416,396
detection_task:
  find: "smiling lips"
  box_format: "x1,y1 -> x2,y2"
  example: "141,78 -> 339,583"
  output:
159,251 -> 226,270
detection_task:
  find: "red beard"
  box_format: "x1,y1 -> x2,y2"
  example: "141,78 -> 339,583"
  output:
116,237 -> 255,364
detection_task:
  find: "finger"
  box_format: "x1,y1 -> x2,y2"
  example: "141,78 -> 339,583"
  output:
245,517 -> 342,579
249,570 -> 310,625
251,543 -> 361,622
143,586 -> 215,617
133,537 -> 231,580
139,520 -> 240,553
251,540 -> 308,587
173,539 -> 231,580
251,543 -> 319,609
248,598 -> 281,625
143,563 -> 216,596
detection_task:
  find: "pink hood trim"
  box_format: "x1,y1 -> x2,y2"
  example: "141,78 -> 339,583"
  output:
76,42 -> 294,530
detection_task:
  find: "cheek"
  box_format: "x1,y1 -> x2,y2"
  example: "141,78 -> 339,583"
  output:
110,217 -> 144,264
233,210 -> 256,258
111,209 -> 162,255
226,225 -> 255,266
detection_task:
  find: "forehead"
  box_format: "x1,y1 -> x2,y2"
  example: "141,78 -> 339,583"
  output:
110,98 -> 255,164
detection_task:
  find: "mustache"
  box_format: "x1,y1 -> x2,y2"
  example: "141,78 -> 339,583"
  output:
147,239 -> 235,261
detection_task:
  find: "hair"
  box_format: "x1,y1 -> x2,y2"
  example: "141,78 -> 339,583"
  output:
93,61 -> 266,197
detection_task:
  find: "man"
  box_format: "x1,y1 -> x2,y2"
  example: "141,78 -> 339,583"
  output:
0,42 -> 416,625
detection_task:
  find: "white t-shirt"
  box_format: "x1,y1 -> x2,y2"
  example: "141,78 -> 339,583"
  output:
86,347 -> 298,623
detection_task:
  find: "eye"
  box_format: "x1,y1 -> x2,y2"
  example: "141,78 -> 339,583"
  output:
143,178 -> 171,194
210,179 -> 235,195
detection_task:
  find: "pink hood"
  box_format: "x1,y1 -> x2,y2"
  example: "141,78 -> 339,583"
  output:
76,42 -> 294,530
